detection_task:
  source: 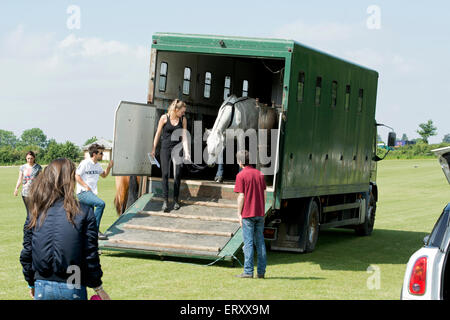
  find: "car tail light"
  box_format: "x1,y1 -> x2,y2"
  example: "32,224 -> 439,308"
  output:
409,256 -> 427,295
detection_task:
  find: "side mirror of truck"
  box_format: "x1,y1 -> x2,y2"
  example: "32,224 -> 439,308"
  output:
387,132 -> 396,147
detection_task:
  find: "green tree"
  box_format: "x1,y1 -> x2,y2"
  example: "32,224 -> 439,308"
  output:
443,134 -> 450,143
83,136 -> 98,146
417,120 -> 437,144
20,128 -> 48,149
44,141 -> 82,163
401,133 -> 408,141
0,129 -> 18,147
0,145 -> 22,164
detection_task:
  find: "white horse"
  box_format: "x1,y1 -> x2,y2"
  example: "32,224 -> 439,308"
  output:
205,95 -> 260,167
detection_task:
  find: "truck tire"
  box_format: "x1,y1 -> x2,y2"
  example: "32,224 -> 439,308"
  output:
355,188 -> 376,236
304,200 -> 320,252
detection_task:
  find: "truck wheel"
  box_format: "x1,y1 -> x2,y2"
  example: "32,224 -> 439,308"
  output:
355,189 -> 376,236
305,200 -> 320,252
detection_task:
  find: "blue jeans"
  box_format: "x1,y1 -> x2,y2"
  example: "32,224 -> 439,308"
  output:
77,191 -> 105,230
242,216 -> 267,276
34,280 -> 87,300
215,163 -> 224,179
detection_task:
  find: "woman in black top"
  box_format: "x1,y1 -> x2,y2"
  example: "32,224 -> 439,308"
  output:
151,99 -> 190,212
20,158 -> 110,300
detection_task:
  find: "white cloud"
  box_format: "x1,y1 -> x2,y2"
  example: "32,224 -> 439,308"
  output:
0,26 -> 150,145
58,34 -> 147,59
272,20 -> 357,46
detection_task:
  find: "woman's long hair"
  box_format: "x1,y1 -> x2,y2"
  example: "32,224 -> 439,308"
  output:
167,99 -> 186,118
27,158 -> 80,229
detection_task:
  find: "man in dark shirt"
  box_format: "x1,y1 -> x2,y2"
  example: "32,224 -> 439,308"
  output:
233,150 -> 267,278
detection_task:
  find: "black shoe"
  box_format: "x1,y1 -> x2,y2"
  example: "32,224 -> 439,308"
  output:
98,232 -> 108,241
235,273 -> 253,279
257,274 -> 265,279
162,200 -> 169,212
214,176 -> 223,183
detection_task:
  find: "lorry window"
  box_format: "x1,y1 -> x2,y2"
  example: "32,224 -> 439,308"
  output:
297,72 -> 305,103
159,62 -> 168,92
345,85 -> 351,111
204,72 -> 212,98
358,88 -> 364,112
183,67 -> 191,95
224,76 -> 231,100
242,80 -> 249,97
331,81 -> 338,108
315,77 -> 322,106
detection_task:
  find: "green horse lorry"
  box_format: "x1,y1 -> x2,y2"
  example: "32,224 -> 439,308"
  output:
100,32 -> 394,261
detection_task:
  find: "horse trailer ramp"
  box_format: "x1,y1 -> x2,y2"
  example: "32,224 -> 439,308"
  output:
99,179 -> 243,264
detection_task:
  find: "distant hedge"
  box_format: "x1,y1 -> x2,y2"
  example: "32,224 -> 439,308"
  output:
378,142 -> 450,160
0,142 -> 83,166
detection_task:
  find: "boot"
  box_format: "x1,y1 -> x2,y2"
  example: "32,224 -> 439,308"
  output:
162,199 -> 169,212
173,198 -> 180,210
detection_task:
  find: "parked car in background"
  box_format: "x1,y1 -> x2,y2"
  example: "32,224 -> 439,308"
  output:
401,146 -> 450,300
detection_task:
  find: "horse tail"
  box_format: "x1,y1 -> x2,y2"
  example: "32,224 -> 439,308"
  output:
114,176 -> 130,216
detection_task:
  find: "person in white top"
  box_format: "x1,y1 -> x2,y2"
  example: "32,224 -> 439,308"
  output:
76,144 -> 113,240
14,151 -> 42,214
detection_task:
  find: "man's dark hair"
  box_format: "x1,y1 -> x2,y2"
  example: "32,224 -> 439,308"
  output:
236,150 -> 251,166
88,143 -> 104,157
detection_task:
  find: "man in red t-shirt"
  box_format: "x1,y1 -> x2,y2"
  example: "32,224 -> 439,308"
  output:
234,150 -> 267,279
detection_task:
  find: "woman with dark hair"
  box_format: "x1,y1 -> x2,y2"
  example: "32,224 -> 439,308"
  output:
20,158 -> 110,300
14,151 -> 42,213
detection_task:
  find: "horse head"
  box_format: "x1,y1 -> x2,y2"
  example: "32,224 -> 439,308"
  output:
205,128 -> 224,166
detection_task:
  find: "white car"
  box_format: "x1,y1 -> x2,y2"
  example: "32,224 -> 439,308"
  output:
401,146 -> 450,300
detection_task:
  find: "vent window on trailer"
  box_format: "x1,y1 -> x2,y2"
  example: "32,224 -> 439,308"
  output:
315,76 -> 322,106
297,71 -> 305,103
183,67 -> 191,95
331,80 -> 338,108
345,85 -> 351,111
358,88 -> 364,112
159,62 -> 168,92
224,76 -> 231,100
204,72 -> 212,98
242,80 -> 249,97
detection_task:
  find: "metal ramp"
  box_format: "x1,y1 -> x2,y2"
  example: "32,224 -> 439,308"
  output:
99,178 -> 243,264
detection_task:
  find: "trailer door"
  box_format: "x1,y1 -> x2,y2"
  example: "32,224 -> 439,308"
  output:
112,101 -> 158,176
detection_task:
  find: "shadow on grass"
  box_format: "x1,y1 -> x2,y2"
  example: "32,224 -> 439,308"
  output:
101,228 -> 428,272
101,250 -> 239,268
266,228 -> 429,271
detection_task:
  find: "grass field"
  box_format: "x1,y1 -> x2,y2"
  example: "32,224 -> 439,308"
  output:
1,159 -> 449,300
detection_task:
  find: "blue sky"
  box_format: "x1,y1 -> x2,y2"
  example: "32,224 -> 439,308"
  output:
0,1 -> 449,145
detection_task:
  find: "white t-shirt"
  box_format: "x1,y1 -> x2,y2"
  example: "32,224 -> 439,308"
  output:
76,159 -> 104,195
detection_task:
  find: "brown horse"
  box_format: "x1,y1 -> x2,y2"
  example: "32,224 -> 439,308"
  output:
114,175 -> 141,215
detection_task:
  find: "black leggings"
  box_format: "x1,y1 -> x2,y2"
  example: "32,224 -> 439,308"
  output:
160,146 -> 182,201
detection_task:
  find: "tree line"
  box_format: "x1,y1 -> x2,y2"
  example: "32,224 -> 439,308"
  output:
0,128 -> 91,165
